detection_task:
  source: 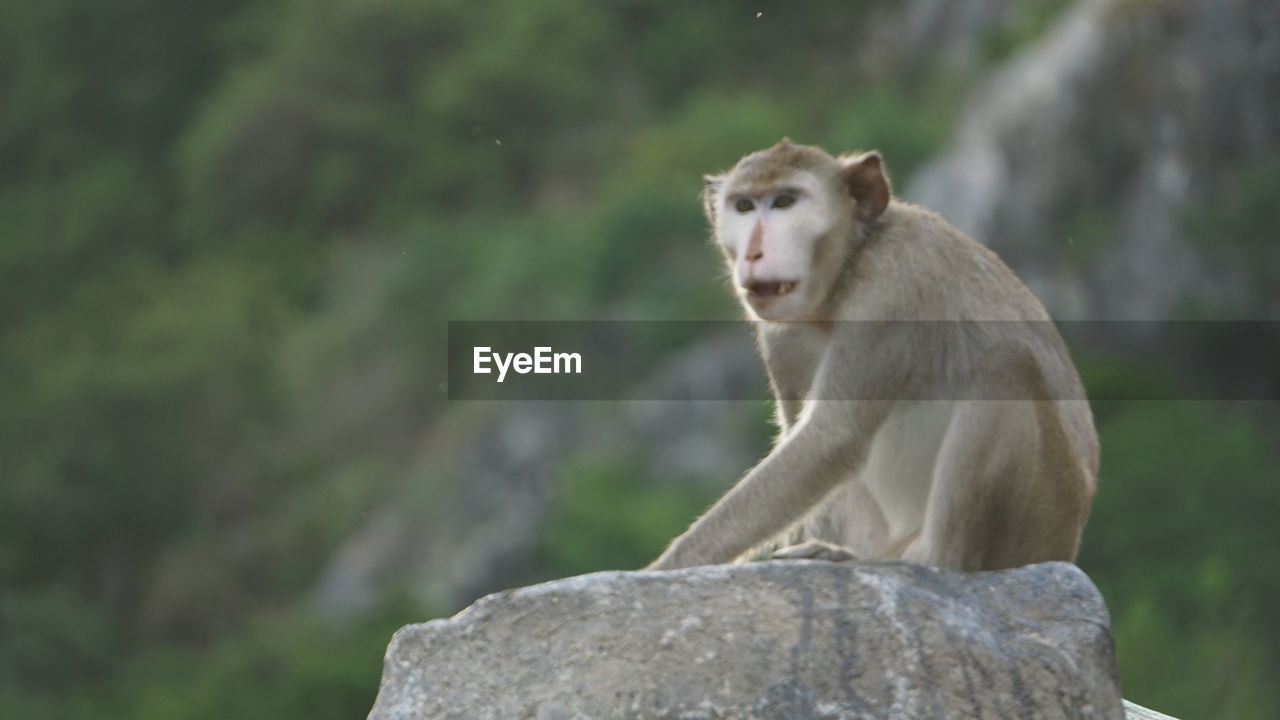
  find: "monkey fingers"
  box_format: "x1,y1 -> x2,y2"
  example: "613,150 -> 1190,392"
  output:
771,540 -> 860,563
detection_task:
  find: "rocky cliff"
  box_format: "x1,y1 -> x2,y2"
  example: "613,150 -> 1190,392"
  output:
907,0 -> 1280,319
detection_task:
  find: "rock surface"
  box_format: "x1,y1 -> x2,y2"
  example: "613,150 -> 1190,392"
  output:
367,561 -> 1124,720
906,0 -> 1280,320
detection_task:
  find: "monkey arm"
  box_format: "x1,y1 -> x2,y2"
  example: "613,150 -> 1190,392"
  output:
646,399 -> 893,570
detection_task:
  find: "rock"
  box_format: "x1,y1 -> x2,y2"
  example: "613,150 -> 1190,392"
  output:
1124,700 -> 1180,720
906,0 -> 1280,320
367,561 -> 1124,719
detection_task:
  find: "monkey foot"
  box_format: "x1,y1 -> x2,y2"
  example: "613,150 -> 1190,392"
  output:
771,540 -> 859,563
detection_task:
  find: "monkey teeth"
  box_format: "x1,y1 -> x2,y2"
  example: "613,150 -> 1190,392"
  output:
747,280 -> 799,298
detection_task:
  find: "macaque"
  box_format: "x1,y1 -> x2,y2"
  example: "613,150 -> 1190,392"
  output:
647,139 -> 1097,572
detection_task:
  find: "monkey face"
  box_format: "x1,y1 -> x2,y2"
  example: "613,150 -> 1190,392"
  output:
711,170 -> 849,320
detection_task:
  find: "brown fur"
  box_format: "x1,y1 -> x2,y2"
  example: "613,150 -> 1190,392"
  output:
648,141 -> 1098,572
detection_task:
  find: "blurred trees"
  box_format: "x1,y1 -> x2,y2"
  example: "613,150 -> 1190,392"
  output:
0,1 -> 1277,718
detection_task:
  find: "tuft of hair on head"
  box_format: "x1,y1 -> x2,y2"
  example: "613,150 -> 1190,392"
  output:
701,172 -> 727,224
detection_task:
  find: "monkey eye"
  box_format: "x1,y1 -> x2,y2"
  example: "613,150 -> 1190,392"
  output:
772,193 -> 796,209
734,198 -> 755,213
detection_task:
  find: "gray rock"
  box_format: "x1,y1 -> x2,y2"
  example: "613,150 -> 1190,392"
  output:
368,561 -> 1124,720
906,0 -> 1280,320
1123,700 -> 1180,720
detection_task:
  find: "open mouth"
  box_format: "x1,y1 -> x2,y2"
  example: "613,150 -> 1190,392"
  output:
745,280 -> 799,298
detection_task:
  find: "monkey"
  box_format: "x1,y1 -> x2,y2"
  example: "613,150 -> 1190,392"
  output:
646,139 -> 1098,572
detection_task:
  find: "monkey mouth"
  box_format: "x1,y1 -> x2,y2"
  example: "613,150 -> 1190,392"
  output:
745,280 -> 799,299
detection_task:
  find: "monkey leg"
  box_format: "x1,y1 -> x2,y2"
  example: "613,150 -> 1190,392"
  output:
772,540 -> 860,562
901,401 -> 1013,571
900,399 -> 1054,571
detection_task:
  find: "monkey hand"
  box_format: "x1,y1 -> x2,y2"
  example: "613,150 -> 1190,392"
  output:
643,553 -> 691,571
771,540 -> 859,563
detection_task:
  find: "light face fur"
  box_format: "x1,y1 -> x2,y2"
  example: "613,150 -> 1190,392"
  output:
648,139 -> 1099,573
703,141 -> 884,321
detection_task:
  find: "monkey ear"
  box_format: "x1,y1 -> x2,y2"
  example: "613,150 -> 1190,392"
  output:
840,151 -> 892,224
701,173 -> 726,224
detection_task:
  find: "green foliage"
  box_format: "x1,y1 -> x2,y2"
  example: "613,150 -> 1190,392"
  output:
0,604 -> 414,720
122,609 -> 404,720
1080,402 -> 1280,719
1064,204 -> 1116,266
1183,156 -> 1280,313
1076,355 -> 1183,408
823,85 -> 955,182
0,587 -> 117,693
980,0 -> 1075,62
538,454 -> 717,576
